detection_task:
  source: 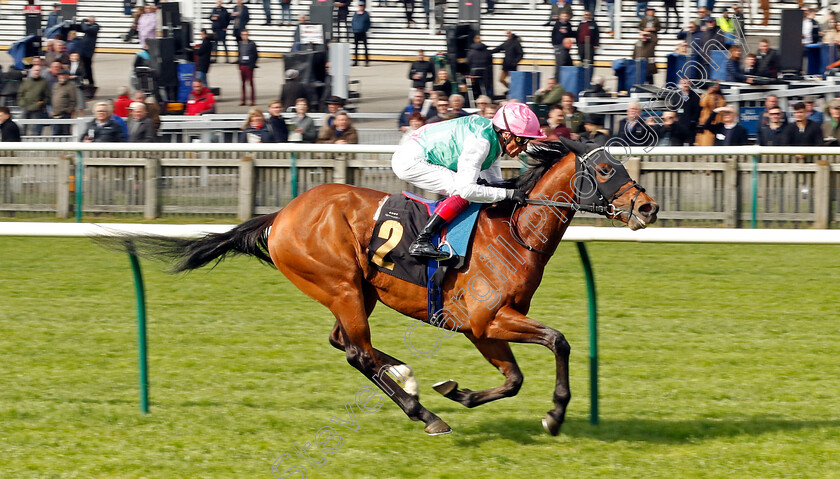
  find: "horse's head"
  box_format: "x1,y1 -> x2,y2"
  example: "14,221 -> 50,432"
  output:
558,138 -> 659,230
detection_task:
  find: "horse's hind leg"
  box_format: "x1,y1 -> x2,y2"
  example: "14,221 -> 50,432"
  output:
483,306 -> 571,436
433,334 -> 523,408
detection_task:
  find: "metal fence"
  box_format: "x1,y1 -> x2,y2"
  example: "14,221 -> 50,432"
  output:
1,143 -> 839,228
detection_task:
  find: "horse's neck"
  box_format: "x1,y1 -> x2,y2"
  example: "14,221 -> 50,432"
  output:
515,155 -> 578,257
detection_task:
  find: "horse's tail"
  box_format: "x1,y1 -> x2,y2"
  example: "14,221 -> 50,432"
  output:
118,212 -> 279,273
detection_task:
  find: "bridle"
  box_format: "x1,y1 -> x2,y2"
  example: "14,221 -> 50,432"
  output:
507,146 -> 645,256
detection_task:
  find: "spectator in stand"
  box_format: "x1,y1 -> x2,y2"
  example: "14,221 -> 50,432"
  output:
137,5 -> 157,49
576,11 -> 600,64
196,29 -> 214,86
544,0 -> 573,27
68,52 -> 86,88
581,114 -> 609,145
80,17 -> 100,88
319,96 -> 344,139
238,30 -> 258,106
716,7 -> 737,44
475,95 -> 493,116
317,110 -> 359,144
603,0 -> 615,36
533,77 -> 566,107
561,92 -> 585,138
758,105 -> 787,146
803,8 -> 821,47
759,0 -> 769,26
43,61 -> 64,90
639,6 -> 661,41
399,112 -> 425,144
449,94 -> 468,117
433,69 -> 453,95
552,11 -> 575,54
210,0 -> 232,63
185,79 -> 217,116
702,106 -> 749,146
262,0 -> 273,25
426,95 -> 454,123
696,82 -> 726,146
266,100 -> 289,143
81,102 -> 125,142
743,53 -> 758,75
399,90 -> 427,132
760,95 -> 786,128
135,91 -> 161,132
433,0 -> 446,34
46,3 -> 61,30
547,105 -> 572,139
803,96 -> 823,123
280,0 -> 293,26
232,0 -> 250,43
402,0 -> 417,28
554,37 -> 575,77
46,40 -> 69,66
0,107 -> 22,142
466,35 -> 494,98
678,22 -> 703,76
108,102 -> 129,139
663,0 -> 679,33
17,65 -> 50,136
113,87 -> 132,117
335,0 -> 351,42
823,19 -> 840,46
483,103 -> 497,119
677,77 -> 701,144
726,45 -> 753,83
292,98 -> 319,143
784,102 -> 823,146
408,50 -> 435,93
127,102 -> 156,142
636,0 -> 648,19
822,98 -> 840,145
352,3 -> 371,67
700,15 -> 723,54
616,101 -> 655,146
280,69 -> 305,111
51,70 -> 75,136
652,111 -> 691,145
633,32 -> 658,84
490,30 -> 524,91
239,108 -> 273,142
732,4 -> 745,34
581,75 -> 610,97
755,39 -> 779,78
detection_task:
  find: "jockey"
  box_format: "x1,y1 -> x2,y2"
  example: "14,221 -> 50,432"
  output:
391,102 -> 547,259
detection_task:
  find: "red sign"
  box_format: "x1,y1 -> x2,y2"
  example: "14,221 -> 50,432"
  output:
23,5 -> 42,13
61,0 -> 79,4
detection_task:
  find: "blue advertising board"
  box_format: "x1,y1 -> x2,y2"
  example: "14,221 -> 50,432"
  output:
740,106 -> 763,136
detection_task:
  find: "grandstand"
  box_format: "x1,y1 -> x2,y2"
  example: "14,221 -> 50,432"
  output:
0,0 -> 810,67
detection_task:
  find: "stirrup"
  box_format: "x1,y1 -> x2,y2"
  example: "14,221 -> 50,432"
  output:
408,239 -> 448,260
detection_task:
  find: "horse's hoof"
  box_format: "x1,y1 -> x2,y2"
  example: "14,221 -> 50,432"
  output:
424,418 -> 452,436
432,379 -> 458,397
542,413 -> 561,436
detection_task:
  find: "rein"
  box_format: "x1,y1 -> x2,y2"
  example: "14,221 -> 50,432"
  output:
506,146 -> 644,256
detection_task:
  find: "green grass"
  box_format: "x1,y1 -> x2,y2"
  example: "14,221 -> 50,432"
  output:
1,237 -> 839,478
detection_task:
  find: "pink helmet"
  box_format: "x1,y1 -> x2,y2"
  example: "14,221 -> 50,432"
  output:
492,103 -> 547,140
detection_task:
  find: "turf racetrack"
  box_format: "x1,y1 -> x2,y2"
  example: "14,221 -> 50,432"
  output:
1,237 -> 839,478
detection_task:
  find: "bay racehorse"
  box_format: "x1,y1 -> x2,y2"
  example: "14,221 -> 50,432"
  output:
127,139 -> 658,436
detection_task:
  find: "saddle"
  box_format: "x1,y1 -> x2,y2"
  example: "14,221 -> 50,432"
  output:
368,192 -> 482,320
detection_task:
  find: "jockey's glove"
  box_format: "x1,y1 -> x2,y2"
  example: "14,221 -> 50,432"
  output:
507,189 -> 528,205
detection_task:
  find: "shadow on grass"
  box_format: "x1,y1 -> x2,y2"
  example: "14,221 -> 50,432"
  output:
453,416 -> 840,446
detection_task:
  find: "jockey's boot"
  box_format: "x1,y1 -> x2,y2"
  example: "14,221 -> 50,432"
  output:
408,213 -> 449,259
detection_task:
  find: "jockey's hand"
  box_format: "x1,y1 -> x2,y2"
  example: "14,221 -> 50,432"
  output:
507,189 -> 528,205
476,178 -> 490,186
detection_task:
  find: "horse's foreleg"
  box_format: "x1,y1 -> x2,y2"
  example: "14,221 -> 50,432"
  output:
433,334 -> 523,408
485,306 -> 571,436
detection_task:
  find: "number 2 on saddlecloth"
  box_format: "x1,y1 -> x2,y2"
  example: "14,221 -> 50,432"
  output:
371,220 -> 404,271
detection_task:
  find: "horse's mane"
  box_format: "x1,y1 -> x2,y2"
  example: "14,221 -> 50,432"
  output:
492,141 -> 573,192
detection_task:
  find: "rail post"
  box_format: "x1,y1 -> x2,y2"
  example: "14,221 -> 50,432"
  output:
290,152 -> 298,199
56,155 -> 71,219
128,251 -> 150,414
74,151 -> 84,223
751,154 -> 759,228
576,242 -> 599,425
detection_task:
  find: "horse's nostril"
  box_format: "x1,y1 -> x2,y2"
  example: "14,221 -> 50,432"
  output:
638,202 -> 659,218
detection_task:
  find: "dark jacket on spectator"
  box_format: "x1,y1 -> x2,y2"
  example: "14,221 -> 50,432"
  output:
281,79 -> 306,110
726,57 -> 748,82
616,118 -> 656,146
210,6 -> 231,30
653,122 -> 692,146
18,76 -> 50,112
408,59 -> 434,89
551,20 -> 575,47
433,80 -> 453,96
398,104 -> 422,129
127,116 -> 156,142
51,81 -> 77,116
80,20 -> 100,58
708,122 -> 749,146
755,48 -> 779,78
239,123 -> 274,143
233,4 -> 250,30
758,123 -> 786,146
784,120 -> 823,146
81,118 -> 126,142
678,88 -> 702,138
197,37 -> 213,74
268,115 -> 289,143
238,40 -> 258,68
576,19 -> 600,60
317,124 -> 359,144
0,118 -> 21,142
490,34 -> 524,71
351,10 -> 371,33
466,42 -> 493,77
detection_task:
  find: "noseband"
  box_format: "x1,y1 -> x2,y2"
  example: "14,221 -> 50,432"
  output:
507,146 -> 645,256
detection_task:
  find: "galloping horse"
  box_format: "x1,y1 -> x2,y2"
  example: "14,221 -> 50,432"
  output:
131,139 -> 659,436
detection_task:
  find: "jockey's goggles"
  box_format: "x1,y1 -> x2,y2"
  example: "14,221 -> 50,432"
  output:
501,109 -> 532,147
